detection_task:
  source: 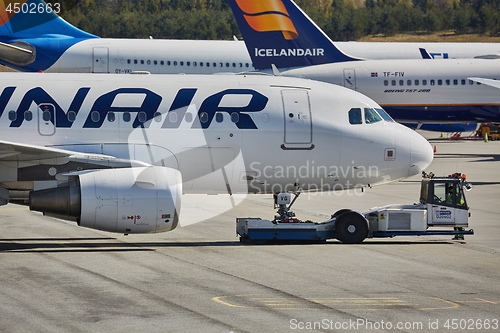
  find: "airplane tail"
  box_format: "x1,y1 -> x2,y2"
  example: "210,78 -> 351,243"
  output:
0,0 -> 97,39
229,0 -> 359,70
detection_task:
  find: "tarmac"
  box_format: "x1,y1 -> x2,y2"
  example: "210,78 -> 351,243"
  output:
0,131 -> 499,333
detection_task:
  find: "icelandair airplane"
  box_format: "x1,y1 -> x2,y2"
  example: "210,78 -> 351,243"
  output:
1,0 -> 500,73
230,0 -> 500,123
0,73 -> 432,234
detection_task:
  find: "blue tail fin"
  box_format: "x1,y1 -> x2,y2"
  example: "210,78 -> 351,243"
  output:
229,0 -> 359,70
0,0 -> 96,39
0,0 -> 97,71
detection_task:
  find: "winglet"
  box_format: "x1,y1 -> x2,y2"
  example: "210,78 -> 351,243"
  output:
467,77 -> 500,89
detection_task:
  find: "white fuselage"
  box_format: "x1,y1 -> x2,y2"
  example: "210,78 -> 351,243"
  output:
44,39 -> 500,74
281,59 -> 500,123
0,73 -> 432,193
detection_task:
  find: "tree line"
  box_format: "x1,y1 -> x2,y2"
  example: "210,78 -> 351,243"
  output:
60,0 -> 500,40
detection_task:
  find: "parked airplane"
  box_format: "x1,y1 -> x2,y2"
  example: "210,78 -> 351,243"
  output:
0,72 -> 432,234
229,0 -> 500,70
1,0 -> 500,73
229,0 -> 500,123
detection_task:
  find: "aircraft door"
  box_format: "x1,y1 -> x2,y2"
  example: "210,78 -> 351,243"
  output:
38,103 -> 56,136
93,47 -> 109,73
282,90 -> 313,149
343,69 -> 356,90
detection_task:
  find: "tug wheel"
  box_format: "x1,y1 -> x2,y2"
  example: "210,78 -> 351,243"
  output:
335,213 -> 368,244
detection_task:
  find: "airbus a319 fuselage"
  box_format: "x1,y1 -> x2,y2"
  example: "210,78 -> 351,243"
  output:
0,73 -> 432,234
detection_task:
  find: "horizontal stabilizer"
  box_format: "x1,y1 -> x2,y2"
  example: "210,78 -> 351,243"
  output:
0,41 -> 34,65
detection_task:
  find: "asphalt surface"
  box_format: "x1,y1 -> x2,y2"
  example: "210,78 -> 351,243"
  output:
1,133 -> 499,333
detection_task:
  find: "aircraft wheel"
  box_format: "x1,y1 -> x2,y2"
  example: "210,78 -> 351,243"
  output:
335,213 -> 368,244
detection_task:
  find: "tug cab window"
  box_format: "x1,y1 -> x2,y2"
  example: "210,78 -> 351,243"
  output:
348,108 -> 362,124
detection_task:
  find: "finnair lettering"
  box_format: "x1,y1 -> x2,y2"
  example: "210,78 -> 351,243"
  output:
0,87 -> 269,129
255,48 -> 325,57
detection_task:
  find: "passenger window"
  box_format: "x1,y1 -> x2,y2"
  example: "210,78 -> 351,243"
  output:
91,111 -> 100,122
200,112 -> 209,123
147,60 -> 151,65
469,80 -> 473,85
200,62 -> 204,67
430,80 -> 435,85
154,60 -> 157,65
246,63 -> 250,68
399,80 -> 404,86
127,59 -> 131,64
364,108 -> 382,124
407,80 -> 411,86
134,59 -> 138,64
123,112 -> 131,122
453,79 -> 458,85
180,61 -> 184,66
138,111 -> 147,123
67,111 -> 76,122
193,62 -> 197,66
375,108 -> 394,122
24,110 -> 32,121
438,79 -> 442,85
348,108 -> 362,125
415,80 -> 419,86
231,112 -> 239,123
140,60 -> 144,64
186,62 -> 190,66
391,80 -> 396,86
168,112 -> 177,123
107,112 -> 115,122
185,112 -> 193,122
384,80 -> 388,86
461,79 -> 466,85
154,112 -> 162,122
422,80 -> 427,85
8,110 -> 16,121
216,113 -> 223,123
174,61 -> 177,66
445,79 -> 450,85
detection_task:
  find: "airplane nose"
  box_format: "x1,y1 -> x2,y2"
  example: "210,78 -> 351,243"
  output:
408,131 -> 433,176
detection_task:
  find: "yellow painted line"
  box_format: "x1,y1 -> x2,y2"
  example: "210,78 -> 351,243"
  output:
419,297 -> 460,310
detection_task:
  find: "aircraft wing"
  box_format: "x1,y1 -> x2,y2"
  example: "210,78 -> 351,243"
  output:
0,41 -> 34,65
0,140 -> 149,167
468,77 -> 500,89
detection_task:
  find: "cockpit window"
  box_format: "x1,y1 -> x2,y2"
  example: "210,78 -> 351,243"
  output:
364,108 -> 382,124
348,108 -> 362,125
375,108 -> 395,122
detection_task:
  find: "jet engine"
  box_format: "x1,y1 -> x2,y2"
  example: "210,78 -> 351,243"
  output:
29,166 -> 182,234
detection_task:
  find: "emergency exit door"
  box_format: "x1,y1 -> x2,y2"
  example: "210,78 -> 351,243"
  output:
93,47 -> 109,73
282,90 -> 313,149
38,103 -> 56,136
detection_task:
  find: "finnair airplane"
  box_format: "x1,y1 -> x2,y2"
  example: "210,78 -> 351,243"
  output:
230,0 -> 500,124
1,0 -> 500,74
0,72 -> 432,234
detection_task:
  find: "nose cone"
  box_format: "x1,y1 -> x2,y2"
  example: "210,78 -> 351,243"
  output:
408,131 -> 434,176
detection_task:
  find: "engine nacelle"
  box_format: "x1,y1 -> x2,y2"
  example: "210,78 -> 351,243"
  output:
30,166 -> 182,234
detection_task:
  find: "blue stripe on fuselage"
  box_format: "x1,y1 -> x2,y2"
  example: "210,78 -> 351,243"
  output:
383,105 -> 500,123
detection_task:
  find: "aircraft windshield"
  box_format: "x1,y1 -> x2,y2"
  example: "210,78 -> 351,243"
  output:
364,108 -> 382,124
375,108 -> 395,122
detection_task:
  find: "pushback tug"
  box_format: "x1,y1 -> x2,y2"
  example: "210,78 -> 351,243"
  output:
236,172 -> 474,244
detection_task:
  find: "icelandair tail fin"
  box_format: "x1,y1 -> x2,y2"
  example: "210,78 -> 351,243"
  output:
0,0 -> 96,39
229,0 -> 359,70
